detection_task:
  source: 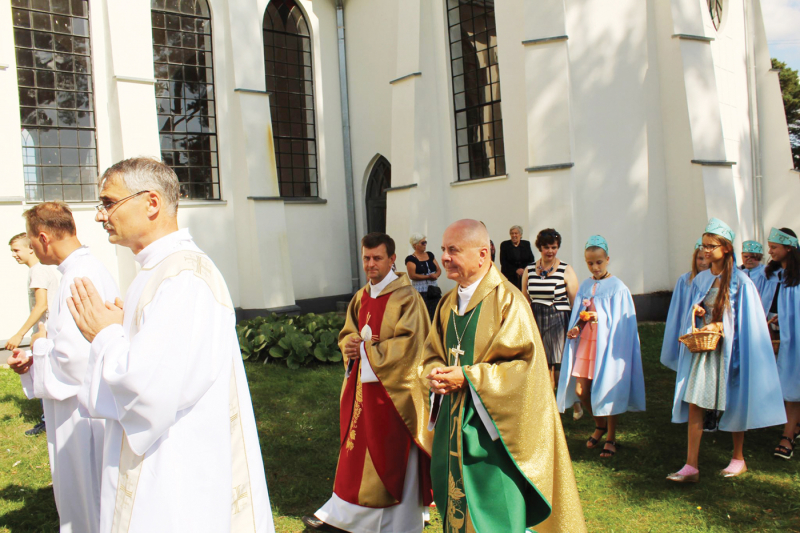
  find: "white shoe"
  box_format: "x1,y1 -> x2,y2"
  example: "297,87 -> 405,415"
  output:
573,403 -> 584,420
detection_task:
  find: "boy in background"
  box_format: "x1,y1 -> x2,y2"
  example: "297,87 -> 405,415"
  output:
7,232 -> 60,435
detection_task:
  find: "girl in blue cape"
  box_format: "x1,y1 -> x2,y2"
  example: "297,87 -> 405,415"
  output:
666,219 -> 785,483
740,240 -> 765,278
661,238 -> 709,371
756,227 -> 800,460
556,236 -> 646,459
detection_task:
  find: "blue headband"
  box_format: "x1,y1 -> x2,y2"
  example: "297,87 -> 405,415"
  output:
742,240 -> 763,254
768,227 -> 799,248
585,235 -> 608,253
704,218 -> 735,243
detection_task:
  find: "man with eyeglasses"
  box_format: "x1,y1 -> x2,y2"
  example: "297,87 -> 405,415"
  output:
67,157 -> 274,532
7,201 -> 119,533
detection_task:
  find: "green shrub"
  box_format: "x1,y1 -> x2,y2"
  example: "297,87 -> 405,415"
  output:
237,312 -> 346,368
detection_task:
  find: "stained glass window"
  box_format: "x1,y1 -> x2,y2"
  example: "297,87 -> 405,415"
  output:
151,0 -> 220,200
12,0 -> 98,202
708,0 -> 722,30
447,0 -> 505,181
264,0 -> 318,198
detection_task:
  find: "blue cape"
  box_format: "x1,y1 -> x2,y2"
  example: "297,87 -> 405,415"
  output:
776,281 -> 800,401
751,267 -> 782,315
740,264 -> 765,279
669,269 -> 786,431
556,276 -> 646,416
661,272 -> 693,372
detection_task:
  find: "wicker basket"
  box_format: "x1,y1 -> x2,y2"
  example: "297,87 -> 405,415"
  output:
772,340 -> 780,355
679,307 -> 723,354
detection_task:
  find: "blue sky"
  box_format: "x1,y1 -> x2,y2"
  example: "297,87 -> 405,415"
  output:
763,0 -> 800,72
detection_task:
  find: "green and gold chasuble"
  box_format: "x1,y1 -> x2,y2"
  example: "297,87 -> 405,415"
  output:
423,265 -> 587,533
432,302 -> 549,533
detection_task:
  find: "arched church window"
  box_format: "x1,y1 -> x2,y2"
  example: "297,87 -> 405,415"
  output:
447,0 -> 505,181
151,0 -> 220,200
12,0 -> 98,202
708,0 -> 722,30
263,0 -> 318,198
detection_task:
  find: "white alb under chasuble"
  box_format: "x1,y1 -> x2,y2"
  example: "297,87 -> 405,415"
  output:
20,247 -> 118,533
78,230 -> 274,533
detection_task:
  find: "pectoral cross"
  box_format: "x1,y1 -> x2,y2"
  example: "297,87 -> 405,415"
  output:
231,484 -> 250,515
450,344 -> 464,366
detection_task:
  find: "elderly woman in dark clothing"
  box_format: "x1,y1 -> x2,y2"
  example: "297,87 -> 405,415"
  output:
405,233 -> 442,319
499,225 -> 535,289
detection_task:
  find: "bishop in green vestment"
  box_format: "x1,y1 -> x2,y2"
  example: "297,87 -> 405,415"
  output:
423,220 -> 586,533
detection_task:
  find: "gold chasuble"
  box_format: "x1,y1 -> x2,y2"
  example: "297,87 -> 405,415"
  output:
334,273 -> 434,507
422,265 -> 586,533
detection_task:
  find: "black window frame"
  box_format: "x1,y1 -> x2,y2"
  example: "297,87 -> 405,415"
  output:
151,0 -> 221,201
447,0 -> 505,182
12,0 -> 99,203
263,0 -> 319,198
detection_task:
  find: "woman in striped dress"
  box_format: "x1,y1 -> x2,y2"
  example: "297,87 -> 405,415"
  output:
522,229 -> 580,394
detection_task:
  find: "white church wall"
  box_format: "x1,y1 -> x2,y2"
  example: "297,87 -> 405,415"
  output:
565,0 -> 654,293
283,0 -> 352,300
752,0 -> 800,234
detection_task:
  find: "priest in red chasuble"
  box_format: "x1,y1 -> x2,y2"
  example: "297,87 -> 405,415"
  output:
423,220 -> 586,533
303,232 -> 433,533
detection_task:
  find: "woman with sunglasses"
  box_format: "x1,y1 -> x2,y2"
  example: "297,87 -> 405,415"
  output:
405,233 -> 442,319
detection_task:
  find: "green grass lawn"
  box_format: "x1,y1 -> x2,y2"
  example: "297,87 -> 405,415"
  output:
1,323 -> 799,532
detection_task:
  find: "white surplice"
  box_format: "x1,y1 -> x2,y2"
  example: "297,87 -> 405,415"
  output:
314,270 -> 428,533
78,229 -> 274,533
20,247 -> 119,533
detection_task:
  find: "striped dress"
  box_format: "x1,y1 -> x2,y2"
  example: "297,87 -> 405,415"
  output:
527,261 -> 572,368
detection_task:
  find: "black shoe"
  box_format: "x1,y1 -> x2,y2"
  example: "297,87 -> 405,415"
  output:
25,422 -> 46,436
301,515 -> 347,532
703,410 -> 720,432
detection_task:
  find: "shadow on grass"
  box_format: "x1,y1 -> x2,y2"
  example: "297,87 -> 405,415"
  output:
0,393 -> 43,425
0,484 -> 59,533
561,323 -> 800,531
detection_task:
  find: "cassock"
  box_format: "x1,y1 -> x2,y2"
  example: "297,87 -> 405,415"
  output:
557,276 -> 646,415
78,229 -> 274,533
661,272 -> 694,371
668,269 -> 786,430
20,247 -> 118,533
422,265 -> 586,533
315,271 -> 433,533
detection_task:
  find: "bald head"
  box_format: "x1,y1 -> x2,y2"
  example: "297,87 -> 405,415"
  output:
445,219 -> 491,249
441,219 -> 492,287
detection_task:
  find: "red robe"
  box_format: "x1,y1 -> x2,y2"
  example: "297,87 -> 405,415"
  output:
334,280 -> 433,508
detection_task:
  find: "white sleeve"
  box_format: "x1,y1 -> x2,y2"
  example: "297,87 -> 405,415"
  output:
19,351 -> 36,400
359,342 -> 379,383
80,272 -> 229,456
468,384 -> 500,441
29,275 -> 99,401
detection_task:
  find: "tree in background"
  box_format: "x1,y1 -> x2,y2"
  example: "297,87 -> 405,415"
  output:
772,58 -> 800,170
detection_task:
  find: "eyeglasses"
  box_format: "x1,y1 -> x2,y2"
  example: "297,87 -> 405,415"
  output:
419,241 -> 427,245
701,244 -> 722,252
95,190 -> 150,215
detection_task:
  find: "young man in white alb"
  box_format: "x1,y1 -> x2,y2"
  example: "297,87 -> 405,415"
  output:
7,231 -> 60,436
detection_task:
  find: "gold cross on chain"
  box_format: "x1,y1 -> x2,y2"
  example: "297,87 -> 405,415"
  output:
449,344 -> 464,366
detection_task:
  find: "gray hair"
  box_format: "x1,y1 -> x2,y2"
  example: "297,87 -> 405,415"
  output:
409,233 -> 426,246
510,225 -> 523,235
99,157 -> 180,216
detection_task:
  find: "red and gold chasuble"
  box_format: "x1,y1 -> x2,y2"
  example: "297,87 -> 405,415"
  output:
334,288 -> 432,508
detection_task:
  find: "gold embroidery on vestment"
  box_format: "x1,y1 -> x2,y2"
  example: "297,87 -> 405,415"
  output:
345,373 -> 363,452
447,472 -> 466,532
